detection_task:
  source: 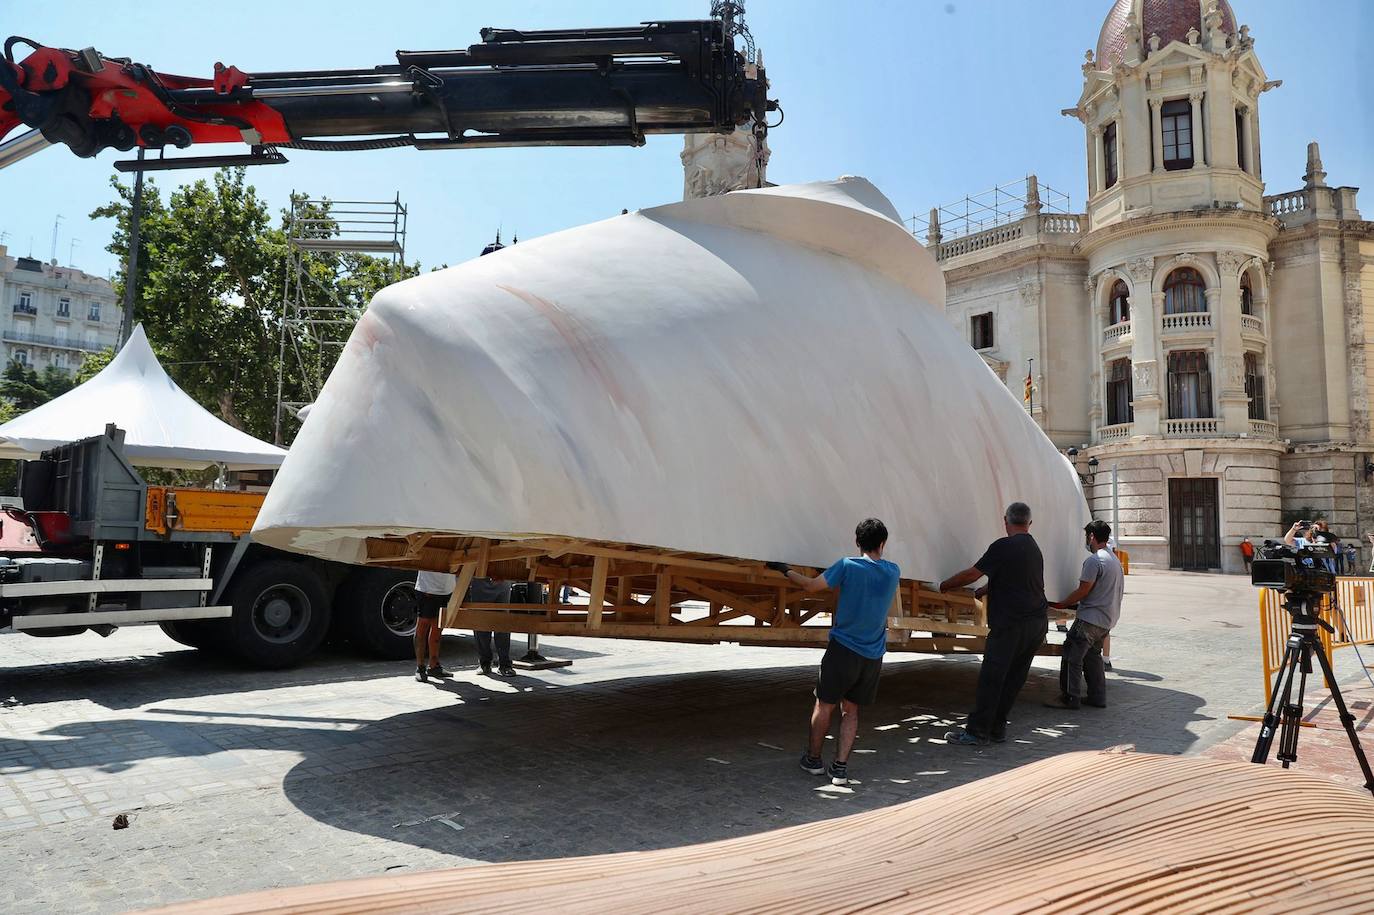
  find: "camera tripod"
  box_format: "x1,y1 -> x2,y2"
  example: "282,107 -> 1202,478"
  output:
1250,593 -> 1374,797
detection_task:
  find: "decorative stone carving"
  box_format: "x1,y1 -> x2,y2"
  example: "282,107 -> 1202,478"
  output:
1147,33 -> 1161,53
1216,250 -> 1248,275
681,129 -> 768,200
1084,274 -> 1099,296
1186,26 -> 1200,46
1082,49 -> 1095,74
1126,256 -> 1154,283
1133,360 -> 1158,396
1171,252 -> 1200,269
1019,279 -> 1042,307
1221,354 -> 1244,388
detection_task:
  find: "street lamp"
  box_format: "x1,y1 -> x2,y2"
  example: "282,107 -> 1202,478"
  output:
1066,448 -> 1099,488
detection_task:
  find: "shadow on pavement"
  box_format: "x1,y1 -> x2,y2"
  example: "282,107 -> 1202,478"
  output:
0,632 -> 606,711
272,656 -> 1211,861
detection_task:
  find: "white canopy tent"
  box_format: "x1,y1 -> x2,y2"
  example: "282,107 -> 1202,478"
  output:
0,325 -> 286,470
253,177 -> 1090,593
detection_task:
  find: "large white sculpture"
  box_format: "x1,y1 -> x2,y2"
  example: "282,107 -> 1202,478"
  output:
253,178 -> 1089,595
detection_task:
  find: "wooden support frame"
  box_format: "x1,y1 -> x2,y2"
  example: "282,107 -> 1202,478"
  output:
362,533 -> 1040,655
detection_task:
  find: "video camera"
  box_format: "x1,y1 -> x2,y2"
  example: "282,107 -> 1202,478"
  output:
1249,539 -> 1337,595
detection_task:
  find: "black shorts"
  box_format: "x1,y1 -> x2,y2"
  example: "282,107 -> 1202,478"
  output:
816,641 -> 883,706
416,592 -> 449,619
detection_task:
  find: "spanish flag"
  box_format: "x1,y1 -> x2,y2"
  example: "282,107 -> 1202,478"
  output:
1023,370 -> 1034,405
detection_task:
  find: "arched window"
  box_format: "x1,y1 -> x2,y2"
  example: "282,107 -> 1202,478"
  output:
1109,279 -> 1130,325
1164,268 -> 1206,315
1240,272 -> 1254,316
1106,358 -> 1133,426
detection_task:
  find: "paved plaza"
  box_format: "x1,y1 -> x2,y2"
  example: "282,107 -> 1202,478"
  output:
2,570 -> 1371,913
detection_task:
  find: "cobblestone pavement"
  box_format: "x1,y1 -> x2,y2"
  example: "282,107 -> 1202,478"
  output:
2,570 -> 1370,913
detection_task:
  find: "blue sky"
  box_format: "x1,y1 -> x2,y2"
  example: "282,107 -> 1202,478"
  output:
3,0 -> 1369,277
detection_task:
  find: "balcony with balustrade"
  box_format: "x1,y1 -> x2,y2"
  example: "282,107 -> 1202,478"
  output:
916,175 -> 1085,265
1241,313 -> 1264,338
1163,418 -> 1220,437
1248,419 -> 1278,440
1096,423 -> 1132,444
1161,312 -> 1212,334
1102,320 -> 1132,348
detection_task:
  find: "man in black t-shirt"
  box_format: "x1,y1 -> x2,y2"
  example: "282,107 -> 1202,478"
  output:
938,501 -> 1049,745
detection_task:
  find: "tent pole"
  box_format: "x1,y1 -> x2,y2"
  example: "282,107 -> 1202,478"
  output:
118,148 -> 145,350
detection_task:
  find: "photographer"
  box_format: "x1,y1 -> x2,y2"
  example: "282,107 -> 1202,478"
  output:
1044,521 -> 1122,711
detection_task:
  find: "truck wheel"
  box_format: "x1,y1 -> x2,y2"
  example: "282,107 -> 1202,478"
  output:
225,560 -> 330,668
337,569 -> 420,659
159,620 -> 231,654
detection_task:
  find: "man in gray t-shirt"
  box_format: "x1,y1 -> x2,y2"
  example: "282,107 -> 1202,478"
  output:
1045,520 -> 1123,710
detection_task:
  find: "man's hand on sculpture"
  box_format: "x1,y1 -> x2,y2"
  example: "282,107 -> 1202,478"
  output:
765,561 -> 791,576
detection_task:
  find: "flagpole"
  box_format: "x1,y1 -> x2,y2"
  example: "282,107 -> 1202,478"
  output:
1027,357 -> 1034,419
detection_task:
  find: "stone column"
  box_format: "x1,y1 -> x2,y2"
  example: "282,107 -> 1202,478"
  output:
1092,127 -> 1105,194
1214,253 -> 1250,435
1149,99 -> 1164,173
1189,92 -> 1206,167
1239,106 -> 1254,174
1126,256 -> 1161,435
1087,274 -> 1103,438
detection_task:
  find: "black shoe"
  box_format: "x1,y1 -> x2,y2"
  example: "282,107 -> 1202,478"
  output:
480,661 -> 492,675
828,760 -> 849,785
1044,694 -> 1081,710
427,664 -> 453,679
991,729 -> 1008,744
1084,698 -> 1107,709
498,665 -> 516,677
799,753 -> 824,775
415,666 -> 427,682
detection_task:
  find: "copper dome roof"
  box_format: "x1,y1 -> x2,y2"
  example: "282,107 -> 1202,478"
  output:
1095,0 -> 1238,70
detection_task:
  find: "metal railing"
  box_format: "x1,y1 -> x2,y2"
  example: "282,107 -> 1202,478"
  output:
1260,580 -> 1374,703
1164,417 -> 1219,437
12,303 -> 36,315
1162,311 -> 1212,332
0,329 -> 107,353
1103,320 -> 1132,344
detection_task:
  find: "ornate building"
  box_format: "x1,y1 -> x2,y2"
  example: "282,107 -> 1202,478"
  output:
929,0 -> 1373,572
0,246 -> 121,374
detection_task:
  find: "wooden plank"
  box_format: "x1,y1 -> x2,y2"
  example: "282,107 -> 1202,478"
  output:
587,555 -> 609,629
440,562 -> 478,629
673,576 -> 771,618
654,572 -> 673,625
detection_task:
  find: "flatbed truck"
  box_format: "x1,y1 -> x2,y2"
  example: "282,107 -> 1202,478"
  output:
0,425 -> 419,667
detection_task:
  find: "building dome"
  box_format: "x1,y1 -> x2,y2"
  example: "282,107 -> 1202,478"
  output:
1095,0 -> 1237,70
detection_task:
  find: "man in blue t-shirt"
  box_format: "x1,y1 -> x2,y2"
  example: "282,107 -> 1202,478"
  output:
767,518 -> 900,786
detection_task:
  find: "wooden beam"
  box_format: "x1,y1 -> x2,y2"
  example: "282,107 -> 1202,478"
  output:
673,576 -> 771,618
654,572 -> 673,625
587,555 -> 609,629
441,562 -> 478,629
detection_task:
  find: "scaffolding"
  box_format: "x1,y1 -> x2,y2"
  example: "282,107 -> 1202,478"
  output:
907,176 -> 1073,242
274,194 -> 407,444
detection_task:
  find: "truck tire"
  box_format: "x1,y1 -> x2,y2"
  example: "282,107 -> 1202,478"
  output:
225,559 -> 330,668
337,569 -> 420,659
159,619 -> 232,654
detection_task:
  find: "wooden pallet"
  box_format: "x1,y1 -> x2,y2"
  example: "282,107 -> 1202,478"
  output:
362,533 -> 1065,655
147,749 -> 1374,914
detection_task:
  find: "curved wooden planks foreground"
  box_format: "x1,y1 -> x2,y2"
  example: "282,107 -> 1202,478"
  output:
147,750 -> 1374,914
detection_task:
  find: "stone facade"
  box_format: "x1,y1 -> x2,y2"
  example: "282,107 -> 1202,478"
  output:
928,0 -> 1374,572
0,246 -> 121,373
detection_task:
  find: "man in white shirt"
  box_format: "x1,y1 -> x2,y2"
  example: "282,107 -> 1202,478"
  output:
414,570 -> 456,682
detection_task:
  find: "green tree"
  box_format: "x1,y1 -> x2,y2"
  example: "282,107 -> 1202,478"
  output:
91,168 -> 417,445
74,349 -> 116,384
0,362 -> 75,411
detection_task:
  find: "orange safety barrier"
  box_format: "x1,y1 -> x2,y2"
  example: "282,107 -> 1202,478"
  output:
1259,577 -> 1374,703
